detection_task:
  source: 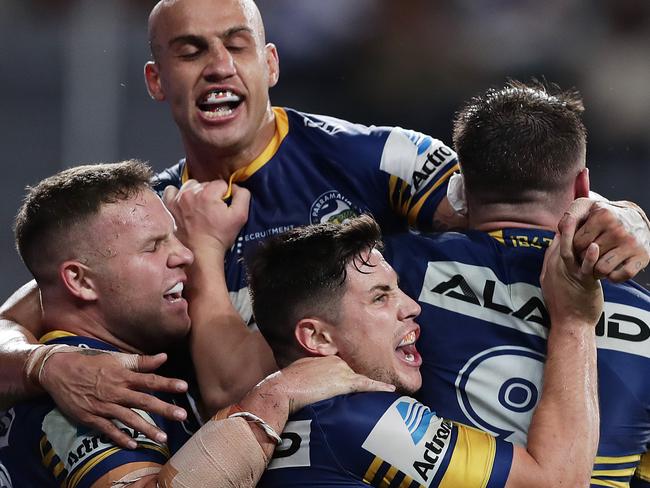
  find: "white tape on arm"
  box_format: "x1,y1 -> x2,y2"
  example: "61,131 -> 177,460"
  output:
157,417 -> 268,488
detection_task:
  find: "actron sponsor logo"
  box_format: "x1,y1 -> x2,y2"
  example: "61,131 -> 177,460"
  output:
412,145 -> 454,192
412,420 -> 453,482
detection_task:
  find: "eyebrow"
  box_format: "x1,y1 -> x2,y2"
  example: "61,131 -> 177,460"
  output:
168,26 -> 254,48
168,34 -> 207,49
367,284 -> 393,294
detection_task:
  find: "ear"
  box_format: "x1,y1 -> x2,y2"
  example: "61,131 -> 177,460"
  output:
144,61 -> 166,101
59,261 -> 98,302
265,43 -> 280,88
573,167 -> 590,199
295,317 -> 338,356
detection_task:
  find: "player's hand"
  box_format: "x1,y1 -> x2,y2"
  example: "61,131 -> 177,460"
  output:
567,198 -> 649,282
243,356 -> 395,416
163,180 -> 250,255
39,350 -> 188,449
541,212 -> 604,327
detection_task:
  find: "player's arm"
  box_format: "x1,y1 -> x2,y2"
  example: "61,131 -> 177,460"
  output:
163,180 -> 277,414
505,212 -> 601,487
379,130 -> 464,231
0,284 -> 190,449
0,280 -> 44,404
90,357 -> 395,488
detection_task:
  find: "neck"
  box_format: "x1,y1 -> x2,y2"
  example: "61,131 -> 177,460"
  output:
40,297 -> 141,354
468,199 -> 570,233
182,108 -> 276,182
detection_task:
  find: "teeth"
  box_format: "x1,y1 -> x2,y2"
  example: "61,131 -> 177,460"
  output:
398,331 -> 417,347
404,353 -> 415,362
202,90 -> 241,105
202,105 -> 234,118
165,282 -> 183,296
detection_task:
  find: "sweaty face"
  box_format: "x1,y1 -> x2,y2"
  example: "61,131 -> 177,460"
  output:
147,0 -> 278,160
87,190 -> 194,353
331,249 -> 423,394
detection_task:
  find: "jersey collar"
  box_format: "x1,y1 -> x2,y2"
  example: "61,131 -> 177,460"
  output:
181,107 -> 289,198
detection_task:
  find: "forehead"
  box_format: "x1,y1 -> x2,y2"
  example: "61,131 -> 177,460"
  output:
345,249 -> 396,292
92,190 -> 172,243
151,0 -> 262,42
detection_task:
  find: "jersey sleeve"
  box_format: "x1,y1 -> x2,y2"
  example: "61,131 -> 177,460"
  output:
349,396 -> 512,488
379,128 -> 459,230
38,407 -> 169,488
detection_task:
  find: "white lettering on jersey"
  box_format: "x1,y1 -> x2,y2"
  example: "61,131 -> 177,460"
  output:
380,129 -> 457,194
42,408 -> 162,472
362,396 -> 452,486
418,261 -> 650,358
267,420 -> 311,470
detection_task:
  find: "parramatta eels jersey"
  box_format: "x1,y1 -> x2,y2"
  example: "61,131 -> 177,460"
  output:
258,392 -> 513,487
383,228 -> 650,488
153,107 -> 458,326
0,332 -> 201,488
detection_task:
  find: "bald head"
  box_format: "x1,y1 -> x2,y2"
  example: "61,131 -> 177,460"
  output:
148,0 -> 266,61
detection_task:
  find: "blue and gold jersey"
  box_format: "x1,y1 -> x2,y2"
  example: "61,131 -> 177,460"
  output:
258,392 -> 513,487
0,333 -> 201,488
153,107 -> 458,325
384,228 -> 650,488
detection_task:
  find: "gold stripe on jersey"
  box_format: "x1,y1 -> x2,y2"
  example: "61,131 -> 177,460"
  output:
398,474 -> 423,488
39,330 -> 76,344
592,467 -> 637,477
595,454 -> 642,465
488,230 -> 505,245
438,424 -> 495,488
407,164 -> 460,227
363,455 -> 426,488
590,478 -> 628,488
363,456 -> 383,484
636,452 -> 650,482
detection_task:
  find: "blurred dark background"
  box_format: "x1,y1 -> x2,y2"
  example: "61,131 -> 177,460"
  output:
1,0 -> 649,300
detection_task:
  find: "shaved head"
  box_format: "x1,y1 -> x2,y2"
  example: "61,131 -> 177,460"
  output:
148,0 -> 266,61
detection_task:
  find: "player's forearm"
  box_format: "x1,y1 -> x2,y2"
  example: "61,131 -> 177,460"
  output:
512,322 -> 598,487
0,281 -> 49,405
186,247 -> 276,413
0,320 -> 42,406
154,380 -> 290,488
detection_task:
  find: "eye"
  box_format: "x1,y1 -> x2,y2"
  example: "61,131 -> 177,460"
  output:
178,50 -> 200,59
373,293 -> 388,303
145,240 -> 160,253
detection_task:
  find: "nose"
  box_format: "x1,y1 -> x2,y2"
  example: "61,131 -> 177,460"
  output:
168,236 -> 194,268
398,290 -> 421,321
202,43 -> 236,81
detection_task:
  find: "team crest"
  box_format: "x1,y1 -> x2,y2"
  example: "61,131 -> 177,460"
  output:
310,191 -> 358,224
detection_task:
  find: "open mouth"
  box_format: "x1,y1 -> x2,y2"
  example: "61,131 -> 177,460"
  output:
197,90 -> 243,119
395,329 -> 420,364
163,282 -> 184,303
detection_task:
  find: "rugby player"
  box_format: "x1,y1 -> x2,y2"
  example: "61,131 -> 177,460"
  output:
245,215 -> 602,487
383,81 -> 650,487
0,0 -> 648,448
0,161 -> 394,487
